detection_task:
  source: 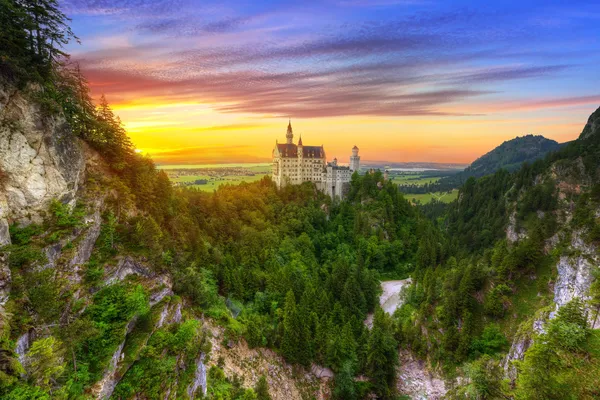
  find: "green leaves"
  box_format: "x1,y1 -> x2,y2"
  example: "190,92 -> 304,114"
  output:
24,336 -> 65,390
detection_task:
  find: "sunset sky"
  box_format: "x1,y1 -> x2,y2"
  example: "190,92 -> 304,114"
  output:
63,0 -> 600,165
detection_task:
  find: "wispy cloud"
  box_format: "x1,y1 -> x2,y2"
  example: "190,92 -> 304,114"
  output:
66,0 -> 600,120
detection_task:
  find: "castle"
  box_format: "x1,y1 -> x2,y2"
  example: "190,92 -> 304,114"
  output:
271,121 -> 360,199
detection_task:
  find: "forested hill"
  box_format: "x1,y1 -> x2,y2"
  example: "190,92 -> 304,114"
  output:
401,134 -> 564,195
398,106 -> 600,398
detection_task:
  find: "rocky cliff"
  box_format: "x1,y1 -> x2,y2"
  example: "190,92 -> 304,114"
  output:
0,80 -> 85,245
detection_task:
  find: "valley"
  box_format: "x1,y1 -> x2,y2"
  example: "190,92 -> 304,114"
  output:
1,2 -> 600,399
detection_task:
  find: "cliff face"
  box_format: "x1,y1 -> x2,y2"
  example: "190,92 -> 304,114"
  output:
0,80 -> 85,245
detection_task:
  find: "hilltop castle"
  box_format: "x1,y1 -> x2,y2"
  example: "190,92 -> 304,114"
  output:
271,120 -> 360,199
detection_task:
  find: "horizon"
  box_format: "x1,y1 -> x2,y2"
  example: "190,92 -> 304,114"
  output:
63,0 -> 600,164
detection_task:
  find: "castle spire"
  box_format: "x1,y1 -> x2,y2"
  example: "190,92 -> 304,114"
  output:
298,134 -> 303,146
286,118 -> 293,144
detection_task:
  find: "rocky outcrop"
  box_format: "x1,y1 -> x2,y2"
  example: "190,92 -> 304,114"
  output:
105,256 -> 153,285
506,211 -> 526,243
554,255 -> 594,308
552,231 -> 599,327
15,330 -> 33,367
503,332 -> 532,381
93,318 -> 137,400
68,206 -> 103,281
204,320 -> 325,400
396,350 -> 447,400
503,229 -> 599,383
187,353 -> 207,399
0,81 -> 85,229
95,340 -> 127,400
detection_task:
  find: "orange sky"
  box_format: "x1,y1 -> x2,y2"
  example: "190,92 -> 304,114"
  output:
114,100 -> 589,165
67,0 -> 600,165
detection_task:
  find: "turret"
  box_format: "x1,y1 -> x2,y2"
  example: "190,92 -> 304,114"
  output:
350,145 -> 360,172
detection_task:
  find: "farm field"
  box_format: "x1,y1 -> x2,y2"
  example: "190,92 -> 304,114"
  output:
389,172 -> 460,204
404,189 -> 459,204
164,164 -> 270,192
388,174 -> 441,185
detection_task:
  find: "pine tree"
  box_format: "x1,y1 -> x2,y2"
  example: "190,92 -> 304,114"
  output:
332,361 -> 357,400
327,322 -> 358,372
281,290 -> 309,365
366,309 -> 398,399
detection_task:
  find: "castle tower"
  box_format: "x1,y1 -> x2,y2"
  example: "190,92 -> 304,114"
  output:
286,119 -> 293,144
350,145 -> 360,172
298,134 -> 303,180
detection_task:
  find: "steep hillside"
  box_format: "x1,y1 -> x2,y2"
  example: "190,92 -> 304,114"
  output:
397,107 -> 600,399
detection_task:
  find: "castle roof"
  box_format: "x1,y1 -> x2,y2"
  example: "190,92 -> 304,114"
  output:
327,162 -> 350,170
276,143 -> 324,158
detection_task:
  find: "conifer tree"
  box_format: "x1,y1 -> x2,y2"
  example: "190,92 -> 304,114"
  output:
366,309 -> 398,399
281,290 -> 309,365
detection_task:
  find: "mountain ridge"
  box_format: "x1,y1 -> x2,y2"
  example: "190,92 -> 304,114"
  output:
445,134 -> 564,185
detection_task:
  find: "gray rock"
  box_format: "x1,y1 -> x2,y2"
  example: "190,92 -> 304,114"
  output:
15,330 -> 33,367
69,207 -> 102,281
105,256 -> 152,285
0,81 -> 85,226
94,318 -> 137,399
553,255 -> 593,309
187,353 -> 207,398
503,333 -> 532,381
506,211 -> 526,243
149,286 -> 173,307
552,231 -> 598,320
41,242 -> 63,270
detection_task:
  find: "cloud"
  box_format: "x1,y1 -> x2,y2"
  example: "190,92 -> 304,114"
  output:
497,95 -> 600,112
148,145 -> 269,164
68,1 -> 593,118
447,65 -> 572,84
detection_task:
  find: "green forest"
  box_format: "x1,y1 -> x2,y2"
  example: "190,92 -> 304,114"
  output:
1,1 -> 600,399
